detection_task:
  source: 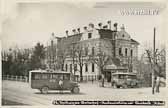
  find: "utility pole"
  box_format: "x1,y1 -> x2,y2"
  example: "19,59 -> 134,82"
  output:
152,27 -> 156,94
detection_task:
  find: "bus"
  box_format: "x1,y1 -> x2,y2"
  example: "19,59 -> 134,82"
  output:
111,72 -> 139,88
29,70 -> 80,94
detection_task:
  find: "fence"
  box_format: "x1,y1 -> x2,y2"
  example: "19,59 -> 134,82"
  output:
2,75 -> 28,82
74,75 -> 99,82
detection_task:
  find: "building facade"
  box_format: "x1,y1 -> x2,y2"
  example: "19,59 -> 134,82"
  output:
46,22 -> 139,80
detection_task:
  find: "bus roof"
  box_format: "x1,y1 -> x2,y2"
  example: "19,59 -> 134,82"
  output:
29,70 -> 71,74
112,72 -> 137,76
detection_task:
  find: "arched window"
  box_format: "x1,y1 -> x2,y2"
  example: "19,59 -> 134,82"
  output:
85,47 -> 88,56
119,48 -> 122,56
125,48 -> 127,56
85,63 -> 88,72
70,64 -> 72,72
88,33 -> 92,38
74,64 -> 77,71
65,64 -> 68,71
131,49 -> 133,57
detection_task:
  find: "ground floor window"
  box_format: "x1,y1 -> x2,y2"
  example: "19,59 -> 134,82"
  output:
92,63 -> 95,72
85,63 -> 88,72
70,64 -> 72,72
65,64 -> 68,71
74,64 -> 77,71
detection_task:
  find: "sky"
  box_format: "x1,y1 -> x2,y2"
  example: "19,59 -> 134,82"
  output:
0,1 -> 167,57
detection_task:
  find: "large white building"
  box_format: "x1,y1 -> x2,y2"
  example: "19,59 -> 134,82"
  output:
46,22 -> 139,81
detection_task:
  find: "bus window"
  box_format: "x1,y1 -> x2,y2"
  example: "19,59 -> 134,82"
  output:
63,74 -> 70,80
59,75 -> 63,80
52,74 -> 59,79
33,73 -> 41,80
119,75 -> 125,79
41,74 -> 48,79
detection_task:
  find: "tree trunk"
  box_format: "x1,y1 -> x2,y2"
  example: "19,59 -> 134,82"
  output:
99,67 -> 105,87
101,74 -> 105,87
156,76 -> 160,93
80,66 -> 83,82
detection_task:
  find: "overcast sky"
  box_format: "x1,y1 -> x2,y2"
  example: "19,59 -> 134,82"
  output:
1,2 -> 167,56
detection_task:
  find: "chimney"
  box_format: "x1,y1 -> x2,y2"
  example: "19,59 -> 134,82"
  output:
72,29 -> 76,34
120,24 -> 125,31
89,23 -> 94,30
98,23 -> 102,29
77,28 -> 80,33
113,22 -> 118,31
83,26 -> 87,32
103,25 -> 108,29
107,20 -> 111,30
51,32 -> 55,37
65,30 -> 68,36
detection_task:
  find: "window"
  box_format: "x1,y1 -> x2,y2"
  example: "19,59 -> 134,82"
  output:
131,49 -> 133,57
85,47 -> 88,56
41,74 -> 48,79
85,63 -> 88,72
92,63 -> 95,72
51,40 -> 54,45
61,64 -> 64,71
70,64 -> 72,72
125,48 -> 127,56
92,47 -> 95,55
32,73 -> 41,80
65,64 -> 68,71
88,33 -> 92,38
119,48 -> 122,56
122,34 -> 125,37
63,74 -> 70,80
119,75 -> 125,79
74,64 -> 77,71
52,74 -> 59,79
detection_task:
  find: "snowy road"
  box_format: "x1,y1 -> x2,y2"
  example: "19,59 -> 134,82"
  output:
2,80 -> 167,105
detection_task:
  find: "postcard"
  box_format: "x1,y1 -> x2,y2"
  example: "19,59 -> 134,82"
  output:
0,0 -> 167,107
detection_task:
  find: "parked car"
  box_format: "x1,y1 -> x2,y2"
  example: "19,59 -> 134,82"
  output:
111,72 -> 139,88
29,70 -> 80,94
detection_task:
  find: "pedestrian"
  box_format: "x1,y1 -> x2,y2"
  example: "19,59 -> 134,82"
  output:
59,77 -> 63,94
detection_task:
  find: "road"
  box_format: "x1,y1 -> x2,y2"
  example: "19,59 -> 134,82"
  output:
2,80 -> 167,105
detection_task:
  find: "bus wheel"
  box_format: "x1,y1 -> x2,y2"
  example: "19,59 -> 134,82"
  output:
71,89 -> 74,93
41,86 -> 48,94
73,87 -> 79,94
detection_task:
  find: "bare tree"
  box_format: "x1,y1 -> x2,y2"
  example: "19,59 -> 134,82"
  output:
56,40 -> 68,71
89,50 -> 110,87
75,44 -> 85,82
146,47 -> 166,93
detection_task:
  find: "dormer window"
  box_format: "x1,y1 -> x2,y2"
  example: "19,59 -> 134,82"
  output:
88,33 -> 92,39
122,34 -> 125,37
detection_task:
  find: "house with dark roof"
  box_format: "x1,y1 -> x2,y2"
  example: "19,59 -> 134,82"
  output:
46,22 -> 139,81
